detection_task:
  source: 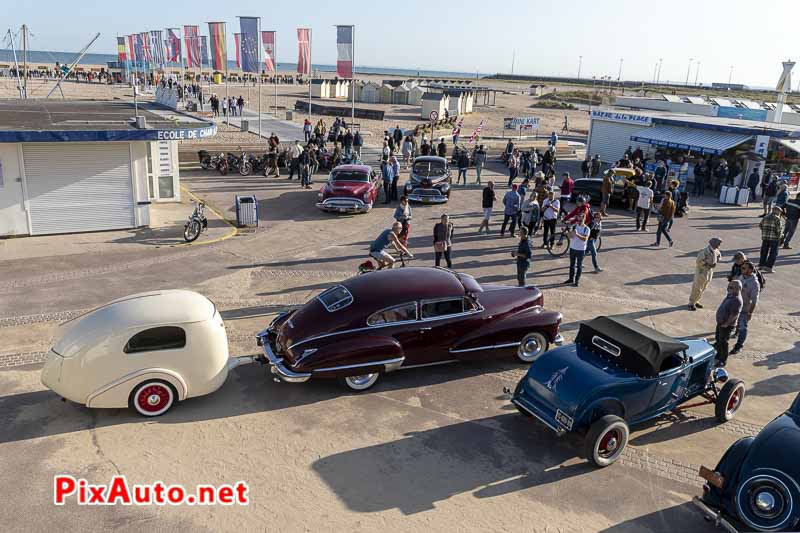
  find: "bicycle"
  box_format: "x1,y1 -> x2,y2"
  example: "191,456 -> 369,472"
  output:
357,251 -> 411,275
546,222 -> 602,257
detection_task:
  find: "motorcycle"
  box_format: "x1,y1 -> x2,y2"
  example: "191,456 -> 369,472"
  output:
218,151 -> 243,176
183,201 -> 208,243
198,150 -> 220,171
238,150 -> 254,176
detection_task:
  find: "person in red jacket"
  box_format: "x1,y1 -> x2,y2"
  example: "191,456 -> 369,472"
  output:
563,196 -> 591,225
559,172 -> 575,217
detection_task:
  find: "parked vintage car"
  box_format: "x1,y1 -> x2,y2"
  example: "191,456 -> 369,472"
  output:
693,393 -> 800,532
40,290 -> 238,417
511,316 -> 745,467
317,164 -> 380,214
257,267 -> 563,391
403,156 -> 452,204
572,167 -> 662,206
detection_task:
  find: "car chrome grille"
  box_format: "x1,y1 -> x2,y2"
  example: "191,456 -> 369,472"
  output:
411,188 -> 443,197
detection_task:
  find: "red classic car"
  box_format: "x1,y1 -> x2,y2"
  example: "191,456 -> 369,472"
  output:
256,267 -> 563,391
316,164 -> 380,214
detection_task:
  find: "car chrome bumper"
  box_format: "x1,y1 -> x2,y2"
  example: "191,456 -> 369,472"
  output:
256,333 -> 311,384
691,497 -> 739,533
407,194 -> 448,204
511,397 -> 567,436
316,199 -> 371,213
553,333 -> 564,346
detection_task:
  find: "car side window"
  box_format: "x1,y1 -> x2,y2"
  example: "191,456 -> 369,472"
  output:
367,303 -> 417,326
463,297 -> 480,312
420,298 -> 464,319
124,326 -> 186,354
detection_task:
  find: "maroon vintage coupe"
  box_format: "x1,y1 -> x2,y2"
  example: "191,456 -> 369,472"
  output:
316,164 -> 380,214
256,267 -> 563,391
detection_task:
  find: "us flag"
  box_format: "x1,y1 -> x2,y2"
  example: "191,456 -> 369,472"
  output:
469,120 -> 484,143
336,26 -> 353,78
296,28 -> 310,75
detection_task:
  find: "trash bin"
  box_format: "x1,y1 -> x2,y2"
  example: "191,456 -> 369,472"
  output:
213,72 -> 222,84
235,195 -> 258,228
285,110 -> 293,120
240,120 -> 249,131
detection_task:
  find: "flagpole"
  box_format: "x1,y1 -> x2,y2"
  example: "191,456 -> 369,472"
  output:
351,26 -> 355,126
257,17 -> 262,138
224,24 -> 229,126
308,28 -> 312,122
274,32 -> 278,117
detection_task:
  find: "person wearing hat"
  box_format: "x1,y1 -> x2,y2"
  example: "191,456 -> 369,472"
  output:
758,205 -> 785,273
689,237 -> 723,311
600,169 -> 614,216
714,279 -> 743,367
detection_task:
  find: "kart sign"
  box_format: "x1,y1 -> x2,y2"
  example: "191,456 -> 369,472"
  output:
504,117 -> 540,130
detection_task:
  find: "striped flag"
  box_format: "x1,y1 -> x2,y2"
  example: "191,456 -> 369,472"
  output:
150,30 -> 165,67
261,31 -> 275,72
452,117 -> 464,136
336,26 -> 353,78
296,28 -> 310,75
469,119 -> 484,143
184,25 -> 200,68
117,37 -> 127,62
140,32 -> 152,62
134,33 -> 145,64
239,16 -> 260,73
166,29 -> 181,63
127,35 -> 136,62
234,34 -> 241,68
200,36 -> 209,68
207,22 -> 226,71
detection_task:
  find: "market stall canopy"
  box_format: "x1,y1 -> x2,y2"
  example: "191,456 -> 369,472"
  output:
776,138 -> 800,154
576,316 -> 690,378
630,125 -> 752,155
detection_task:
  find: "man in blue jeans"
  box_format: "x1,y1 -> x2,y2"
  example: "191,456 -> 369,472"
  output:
513,227 -> 533,286
730,261 -> 759,356
564,214 -> 590,287
587,212 -> 603,273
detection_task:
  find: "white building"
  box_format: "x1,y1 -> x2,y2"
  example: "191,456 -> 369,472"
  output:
310,79 -> 331,99
0,100 -> 215,236
420,93 -> 449,120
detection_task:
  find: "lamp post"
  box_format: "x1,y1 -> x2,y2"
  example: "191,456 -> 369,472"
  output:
577,55 -> 582,79
656,58 -> 663,85
728,65 -> 734,87
694,61 -> 701,86
685,58 -> 693,86
618,58 -> 624,87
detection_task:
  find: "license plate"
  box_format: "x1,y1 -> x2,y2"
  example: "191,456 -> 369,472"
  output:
423,197 -> 430,203
555,409 -> 574,430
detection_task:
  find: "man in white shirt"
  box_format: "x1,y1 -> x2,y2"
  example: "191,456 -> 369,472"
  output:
635,179 -> 655,231
564,214 -> 590,287
541,190 -> 560,248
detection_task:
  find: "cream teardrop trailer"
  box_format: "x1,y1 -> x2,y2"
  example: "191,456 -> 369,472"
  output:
40,290 -> 241,417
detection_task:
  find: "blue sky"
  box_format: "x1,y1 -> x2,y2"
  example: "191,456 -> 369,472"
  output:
4,0 -> 799,86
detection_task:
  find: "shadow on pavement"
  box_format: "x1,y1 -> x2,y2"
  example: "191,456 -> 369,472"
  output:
753,341 -> 800,370
598,502 -> 714,533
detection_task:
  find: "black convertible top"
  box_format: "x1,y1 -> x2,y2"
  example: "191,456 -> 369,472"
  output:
576,316 -> 690,378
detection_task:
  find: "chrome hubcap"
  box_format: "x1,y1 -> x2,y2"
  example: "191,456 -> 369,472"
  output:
349,374 -> 376,386
147,394 -> 161,406
606,437 -> 618,452
755,492 -> 776,513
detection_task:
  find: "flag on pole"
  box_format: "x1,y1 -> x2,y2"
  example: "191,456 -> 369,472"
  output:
452,117 -> 464,136
234,34 -> 241,68
184,25 -> 200,68
261,31 -> 275,72
134,34 -> 145,64
239,16 -> 260,73
200,36 -> 209,68
150,30 -> 165,67
336,26 -> 353,78
166,29 -> 181,63
207,22 -> 227,71
140,32 -> 152,62
469,120 -> 484,143
297,28 -> 310,75
127,35 -> 136,62
117,37 -> 127,62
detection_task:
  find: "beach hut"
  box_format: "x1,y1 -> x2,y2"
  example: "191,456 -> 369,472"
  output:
446,90 -> 464,116
420,92 -> 449,119
349,80 -> 365,101
461,90 -> 475,114
333,80 -> 350,99
360,81 -> 381,103
408,85 -> 427,106
392,84 -> 411,105
310,79 -> 331,99
529,84 -> 546,97
378,84 -> 394,104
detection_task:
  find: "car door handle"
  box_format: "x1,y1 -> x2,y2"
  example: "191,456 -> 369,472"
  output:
419,327 -> 432,332
659,381 -> 669,386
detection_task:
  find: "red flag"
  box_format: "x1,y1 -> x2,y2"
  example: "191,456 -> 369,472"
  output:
297,28 -> 310,75
234,33 -> 241,68
336,26 -> 353,78
261,31 -> 275,73
184,25 -> 200,68
127,35 -> 136,62
469,120 -> 484,143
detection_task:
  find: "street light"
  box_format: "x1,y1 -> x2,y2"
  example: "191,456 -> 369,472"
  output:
694,61 -> 701,86
685,58 -> 693,86
578,55 -> 582,79
656,58 -> 663,85
728,65 -> 734,86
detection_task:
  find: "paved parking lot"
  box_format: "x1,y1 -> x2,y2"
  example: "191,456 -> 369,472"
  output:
1,149 -> 798,532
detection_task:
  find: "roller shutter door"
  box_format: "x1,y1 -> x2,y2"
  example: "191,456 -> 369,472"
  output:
23,143 -> 135,235
587,120 -> 652,164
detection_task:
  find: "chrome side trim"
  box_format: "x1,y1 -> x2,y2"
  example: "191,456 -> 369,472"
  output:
691,497 -> 740,533
313,357 -> 405,373
449,342 -> 520,354
86,367 -> 189,404
512,398 -> 566,436
399,359 -> 458,369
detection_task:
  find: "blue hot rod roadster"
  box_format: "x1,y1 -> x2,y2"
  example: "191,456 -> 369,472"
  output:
510,316 -> 746,467
693,393 -> 800,532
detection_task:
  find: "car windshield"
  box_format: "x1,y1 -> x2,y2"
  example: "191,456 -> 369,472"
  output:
413,160 -> 446,178
330,170 -> 369,182
317,285 -> 353,312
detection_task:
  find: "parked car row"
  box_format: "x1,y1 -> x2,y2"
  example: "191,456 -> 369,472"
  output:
39,273 -> 798,531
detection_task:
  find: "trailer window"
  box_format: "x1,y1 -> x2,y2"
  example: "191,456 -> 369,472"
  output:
124,326 -> 186,354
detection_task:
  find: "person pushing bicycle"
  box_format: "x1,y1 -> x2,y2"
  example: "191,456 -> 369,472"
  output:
369,222 -> 414,270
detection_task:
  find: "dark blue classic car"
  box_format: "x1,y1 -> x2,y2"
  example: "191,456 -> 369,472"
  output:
511,316 -> 745,467
694,393 -> 800,532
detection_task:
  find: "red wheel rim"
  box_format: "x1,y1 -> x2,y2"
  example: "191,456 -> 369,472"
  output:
727,388 -> 742,414
598,428 -> 621,458
137,384 -> 170,413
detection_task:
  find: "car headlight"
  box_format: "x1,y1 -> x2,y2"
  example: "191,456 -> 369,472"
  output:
404,183 -> 413,191
440,183 -> 451,192
318,192 -> 324,200
363,191 -> 370,202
